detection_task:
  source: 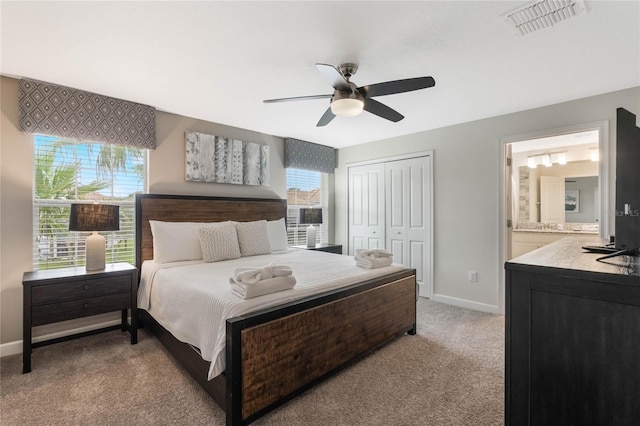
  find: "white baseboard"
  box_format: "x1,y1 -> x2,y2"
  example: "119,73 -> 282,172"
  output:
0,319 -> 122,358
432,293 -> 500,314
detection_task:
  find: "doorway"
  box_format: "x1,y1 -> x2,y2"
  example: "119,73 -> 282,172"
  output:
498,121 -> 609,312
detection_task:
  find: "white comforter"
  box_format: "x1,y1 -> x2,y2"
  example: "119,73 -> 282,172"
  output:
138,249 -> 408,380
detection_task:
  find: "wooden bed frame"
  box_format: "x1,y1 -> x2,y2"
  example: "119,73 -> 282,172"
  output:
135,193 -> 417,425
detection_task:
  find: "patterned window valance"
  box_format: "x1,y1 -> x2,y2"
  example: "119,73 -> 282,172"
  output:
19,79 -> 156,150
284,138 -> 335,174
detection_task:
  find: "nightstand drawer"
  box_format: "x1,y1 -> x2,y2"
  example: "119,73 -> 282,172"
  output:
32,292 -> 132,326
31,275 -> 132,305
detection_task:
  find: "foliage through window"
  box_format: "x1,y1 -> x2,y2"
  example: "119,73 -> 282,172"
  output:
286,168 -> 327,246
33,135 -> 145,270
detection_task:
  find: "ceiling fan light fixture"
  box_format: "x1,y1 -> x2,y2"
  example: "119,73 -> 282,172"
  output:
330,98 -> 364,117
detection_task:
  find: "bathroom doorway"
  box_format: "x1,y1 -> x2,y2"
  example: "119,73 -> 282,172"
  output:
498,121 -> 609,312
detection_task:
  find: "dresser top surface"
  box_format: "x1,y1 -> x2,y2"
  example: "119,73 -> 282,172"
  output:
506,236 -> 639,278
23,262 -> 135,283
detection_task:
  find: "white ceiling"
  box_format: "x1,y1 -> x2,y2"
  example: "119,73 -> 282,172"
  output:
1,1 -> 639,149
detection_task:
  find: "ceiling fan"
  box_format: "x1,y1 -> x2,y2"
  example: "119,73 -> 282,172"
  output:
263,63 -> 436,127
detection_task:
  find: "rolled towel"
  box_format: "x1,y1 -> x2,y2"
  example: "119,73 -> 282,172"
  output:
229,263 -> 296,299
232,263 -> 293,284
230,275 -> 296,299
354,248 -> 393,268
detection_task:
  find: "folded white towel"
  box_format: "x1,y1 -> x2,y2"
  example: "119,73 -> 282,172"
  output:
354,249 -> 393,269
356,257 -> 393,269
232,263 -> 293,285
354,249 -> 393,259
229,263 -> 296,298
230,275 -> 297,299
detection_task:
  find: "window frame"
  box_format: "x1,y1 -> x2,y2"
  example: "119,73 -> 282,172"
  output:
32,135 -> 147,270
286,168 -> 328,246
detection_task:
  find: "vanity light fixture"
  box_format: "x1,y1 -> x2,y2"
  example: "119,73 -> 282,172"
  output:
527,151 -> 568,168
557,152 -> 567,165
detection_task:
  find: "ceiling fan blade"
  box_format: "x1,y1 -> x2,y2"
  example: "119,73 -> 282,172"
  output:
360,76 -> 435,98
316,107 -> 336,127
263,94 -> 332,103
315,63 -> 350,91
363,98 -> 404,122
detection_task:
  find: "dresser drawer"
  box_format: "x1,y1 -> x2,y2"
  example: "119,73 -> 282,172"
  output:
31,275 -> 131,305
31,292 -> 132,326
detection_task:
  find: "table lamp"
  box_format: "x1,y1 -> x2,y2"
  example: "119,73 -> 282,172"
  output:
299,208 -> 323,248
69,203 -> 119,271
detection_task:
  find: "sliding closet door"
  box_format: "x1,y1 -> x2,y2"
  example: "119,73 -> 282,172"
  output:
347,163 -> 385,255
385,156 -> 432,297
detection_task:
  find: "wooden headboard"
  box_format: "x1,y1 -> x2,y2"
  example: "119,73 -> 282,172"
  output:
135,193 -> 287,268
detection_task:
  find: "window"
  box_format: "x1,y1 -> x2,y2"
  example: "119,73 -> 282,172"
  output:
286,168 -> 327,246
33,135 -> 146,270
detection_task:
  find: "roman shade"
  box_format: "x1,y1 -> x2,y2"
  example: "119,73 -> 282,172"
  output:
284,138 -> 335,174
19,78 -> 156,150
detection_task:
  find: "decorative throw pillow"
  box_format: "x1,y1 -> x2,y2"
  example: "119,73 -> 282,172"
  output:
199,225 -> 241,262
267,218 -> 289,252
149,220 -> 232,263
236,220 -> 272,256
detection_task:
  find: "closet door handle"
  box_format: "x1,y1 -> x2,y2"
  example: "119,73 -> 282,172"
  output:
396,231 -> 401,235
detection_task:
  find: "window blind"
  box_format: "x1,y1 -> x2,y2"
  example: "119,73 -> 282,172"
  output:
286,168 -> 328,246
33,134 -> 145,270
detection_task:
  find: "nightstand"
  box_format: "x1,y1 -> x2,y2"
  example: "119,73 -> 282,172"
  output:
292,243 -> 343,255
22,262 -> 137,373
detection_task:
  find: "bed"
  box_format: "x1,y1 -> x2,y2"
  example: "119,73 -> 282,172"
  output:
135,193 -> 417,425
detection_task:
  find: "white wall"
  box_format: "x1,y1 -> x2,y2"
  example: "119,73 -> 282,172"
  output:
335,86 -> 640,313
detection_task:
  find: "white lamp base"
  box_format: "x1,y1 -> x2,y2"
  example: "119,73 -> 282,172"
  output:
85,231 -> 106,271
306,224 -> 317,248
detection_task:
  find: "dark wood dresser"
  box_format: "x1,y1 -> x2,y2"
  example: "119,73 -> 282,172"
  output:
22,262 -> 138,373
505,237 -> 640,426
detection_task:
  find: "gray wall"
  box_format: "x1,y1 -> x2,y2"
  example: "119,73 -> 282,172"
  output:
335,86 -> 640,312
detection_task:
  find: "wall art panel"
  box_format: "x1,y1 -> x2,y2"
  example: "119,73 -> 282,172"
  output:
185,131 -> 269,186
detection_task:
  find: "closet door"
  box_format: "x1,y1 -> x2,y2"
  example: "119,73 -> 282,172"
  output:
348,163 -> 385,255
385,156 -> 431,296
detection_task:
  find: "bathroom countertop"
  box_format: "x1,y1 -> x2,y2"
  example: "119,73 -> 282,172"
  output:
512,228 -> 599,234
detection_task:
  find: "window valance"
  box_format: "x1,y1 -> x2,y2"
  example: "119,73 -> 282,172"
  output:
284,138 -> 335,174
19,79 -> 156,150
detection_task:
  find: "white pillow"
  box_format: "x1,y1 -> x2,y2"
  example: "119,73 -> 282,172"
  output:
236,220 -> 272,257
199,225 -> 241,262
149,220 -> 232,263
267,218 -> 289,252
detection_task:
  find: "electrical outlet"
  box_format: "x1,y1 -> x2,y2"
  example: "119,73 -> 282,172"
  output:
468,271 -> 478,282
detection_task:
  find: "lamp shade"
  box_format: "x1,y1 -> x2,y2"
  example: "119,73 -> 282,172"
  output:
69,204 -> 119,231
299,208 -> 323,225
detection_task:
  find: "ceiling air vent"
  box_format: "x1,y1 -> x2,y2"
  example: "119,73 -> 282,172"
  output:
503,0 -> 587,36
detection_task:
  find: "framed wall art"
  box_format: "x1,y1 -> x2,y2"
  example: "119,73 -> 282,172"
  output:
565,189 -> 579,213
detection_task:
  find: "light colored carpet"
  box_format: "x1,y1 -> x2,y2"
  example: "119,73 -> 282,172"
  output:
0,299 -> 504,425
